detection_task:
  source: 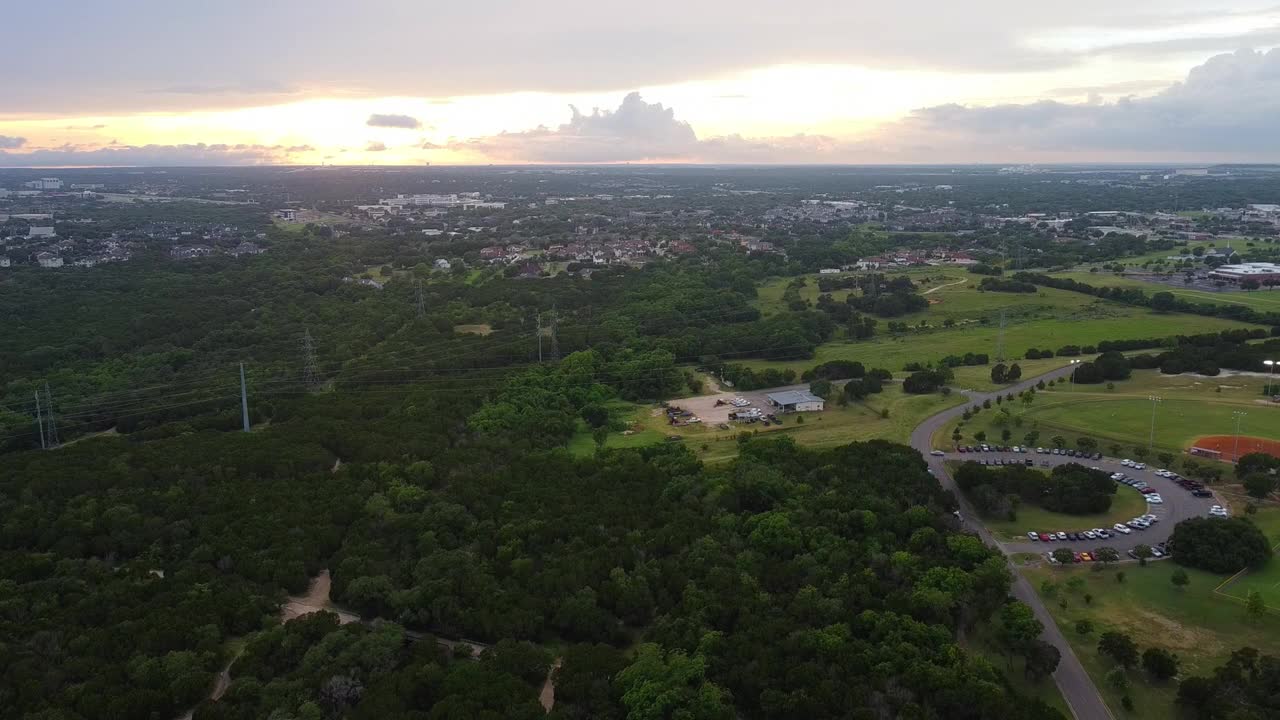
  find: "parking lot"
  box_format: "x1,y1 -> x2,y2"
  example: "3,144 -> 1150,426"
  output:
939,447 -> 1222,557
665,384 -> 813,427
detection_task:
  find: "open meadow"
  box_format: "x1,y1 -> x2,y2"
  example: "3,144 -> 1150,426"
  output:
1050,270 -> 1280,314
1022,506 -> 1280,719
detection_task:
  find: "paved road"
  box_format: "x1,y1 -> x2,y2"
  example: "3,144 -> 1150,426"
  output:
910,364 -> 1116,720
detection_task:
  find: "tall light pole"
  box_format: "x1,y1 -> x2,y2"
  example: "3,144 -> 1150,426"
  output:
1232,410 -> 1247,462
1069,359 -> 1081,391
1148,396 -> 1161,451
1265,359 -> 1276,394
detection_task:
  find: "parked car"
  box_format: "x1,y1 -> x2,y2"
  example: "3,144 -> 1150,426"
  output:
1113,523 -> 1132,534
1056,531 -> 1067,540
1028,531 -> 1039,541
1147,495 -> 1164,504
1039,532 -> 1052,542
1080,552 -> 1094,562
930,449 -> 945,456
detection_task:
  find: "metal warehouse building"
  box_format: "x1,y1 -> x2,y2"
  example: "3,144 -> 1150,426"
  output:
766,390 -> 825,413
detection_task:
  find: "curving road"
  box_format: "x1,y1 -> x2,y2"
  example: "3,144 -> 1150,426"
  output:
910,364 -> 1117,720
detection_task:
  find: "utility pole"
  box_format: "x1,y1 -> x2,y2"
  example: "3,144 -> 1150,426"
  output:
414,278 -> 425,319
43,382 -> 58,448
1232,411 -> 1247,462
302,329 -> 319,390
1147,396 -> 1161,451
34,390 -> 45,450
239,362 -> 251,432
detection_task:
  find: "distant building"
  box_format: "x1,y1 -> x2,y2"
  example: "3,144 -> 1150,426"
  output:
1209,262 -> 1280,285
70,183 -> 105,190
0,257 -> 10,268
766,390 -> 825,413
274,209 -> 298,222
434,258 -> 451,270
23,178 -> 63,190
0,188 -> 10,199
27,226 -> 56,238
230,241 -> 265,256
36,252 -> 63,268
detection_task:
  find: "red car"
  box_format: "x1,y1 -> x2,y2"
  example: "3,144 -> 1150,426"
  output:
1038,533 -> 1051,542
1072,552 -> 1083,563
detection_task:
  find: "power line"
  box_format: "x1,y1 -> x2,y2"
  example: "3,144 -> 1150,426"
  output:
302,329 -> 319,391
43,382 -> 59,448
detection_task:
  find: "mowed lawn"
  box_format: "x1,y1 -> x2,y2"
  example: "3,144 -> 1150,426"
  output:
1051,271 -> 1280,314
1023,506 -> 1280,719
1017,397 -> 1280,458
568,386 -> 964,462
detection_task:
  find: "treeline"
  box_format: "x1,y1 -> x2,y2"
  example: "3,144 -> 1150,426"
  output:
954,462 -> 1117,517
979,277 -> 1037,293
1013,272 -> 1280,327
1130,336 -> 1280,377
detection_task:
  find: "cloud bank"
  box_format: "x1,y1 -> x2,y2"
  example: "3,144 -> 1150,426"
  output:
0,136 -> 26,149
453,49 -> 1280,163
367,113 -> 422,129
0,142 -> 310,167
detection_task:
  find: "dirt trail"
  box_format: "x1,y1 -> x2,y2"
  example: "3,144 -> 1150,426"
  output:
281,569 -> 359,624
922,278 -> 967,295
539,658 -> 562,711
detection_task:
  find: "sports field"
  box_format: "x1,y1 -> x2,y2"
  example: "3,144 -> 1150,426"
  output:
1189,434 -> 1280,462
950,370 -> 1280,459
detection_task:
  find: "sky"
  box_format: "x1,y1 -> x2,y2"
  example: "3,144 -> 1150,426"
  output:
2,0 -> 1280,166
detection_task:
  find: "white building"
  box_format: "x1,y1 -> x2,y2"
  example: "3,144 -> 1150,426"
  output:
0,257 -> 11,268
36,252 -> 63,268
23,178 -> 64,190
434,258 -> 451,270
766,390 -> 826,413
27,226 -> 56,238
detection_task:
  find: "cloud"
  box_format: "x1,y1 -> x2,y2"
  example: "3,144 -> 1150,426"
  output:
459,92 -> 698,162
367,113 -> 422,129
365,141 -> 388,152
883,48 -> 1280,158
0,142 -> 308,167
0,135 -> 26,149
7,1 -> 1256,113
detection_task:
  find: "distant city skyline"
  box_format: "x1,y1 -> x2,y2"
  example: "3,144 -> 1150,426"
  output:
3,1 -> 1280,166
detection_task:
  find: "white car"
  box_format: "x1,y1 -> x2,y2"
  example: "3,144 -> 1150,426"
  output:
1113,523 -> 1132,534
1084,530 -> 1098,540
1056,531 -> 1068,541
1141,514 -> 1159,523
930,450 -> 945,456
1135,463 -> 1146,470
1146,495 -> 1164,504
1028,531 -> 1040,541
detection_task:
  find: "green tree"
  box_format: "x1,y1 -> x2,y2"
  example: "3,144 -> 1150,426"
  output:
1075,619 -> 1094,636
997,601 -> 1043,664
1171,568 -> 1190,591
1098,631 -> 1139,668
1052,548 -> 1075,565
1052,435 -> 1066,449
1243,473 -> 1276,499
1142,648 -> 1180,681
615,644 -> 734,720
1246,590 -> 1267,619
1023,430 -> 1040,447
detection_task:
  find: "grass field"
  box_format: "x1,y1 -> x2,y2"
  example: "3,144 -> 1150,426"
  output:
949,369 -> 1280,460
1023,506 -> 1280,718
746,272 -> 1261,376
1215,510 -> 1280,610
568,386 -> 964,462
981,486 -> 1150,541
1050,270 -> 1280,314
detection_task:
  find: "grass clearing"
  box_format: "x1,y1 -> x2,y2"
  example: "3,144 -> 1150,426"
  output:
568,387 -> 964,462
452,323 -> 493,336
1050,271 -> 1280,314
1022,521 -> 1280,719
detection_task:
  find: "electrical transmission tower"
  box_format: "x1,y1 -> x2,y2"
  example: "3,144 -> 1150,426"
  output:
548,304 -> 561,363
42,382 -> 59,448
415,279 -> 426,319
302,329 -> 319,390
536,312 -> 543,362
34,390 -> 45,450
995,309 -> 1007,362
